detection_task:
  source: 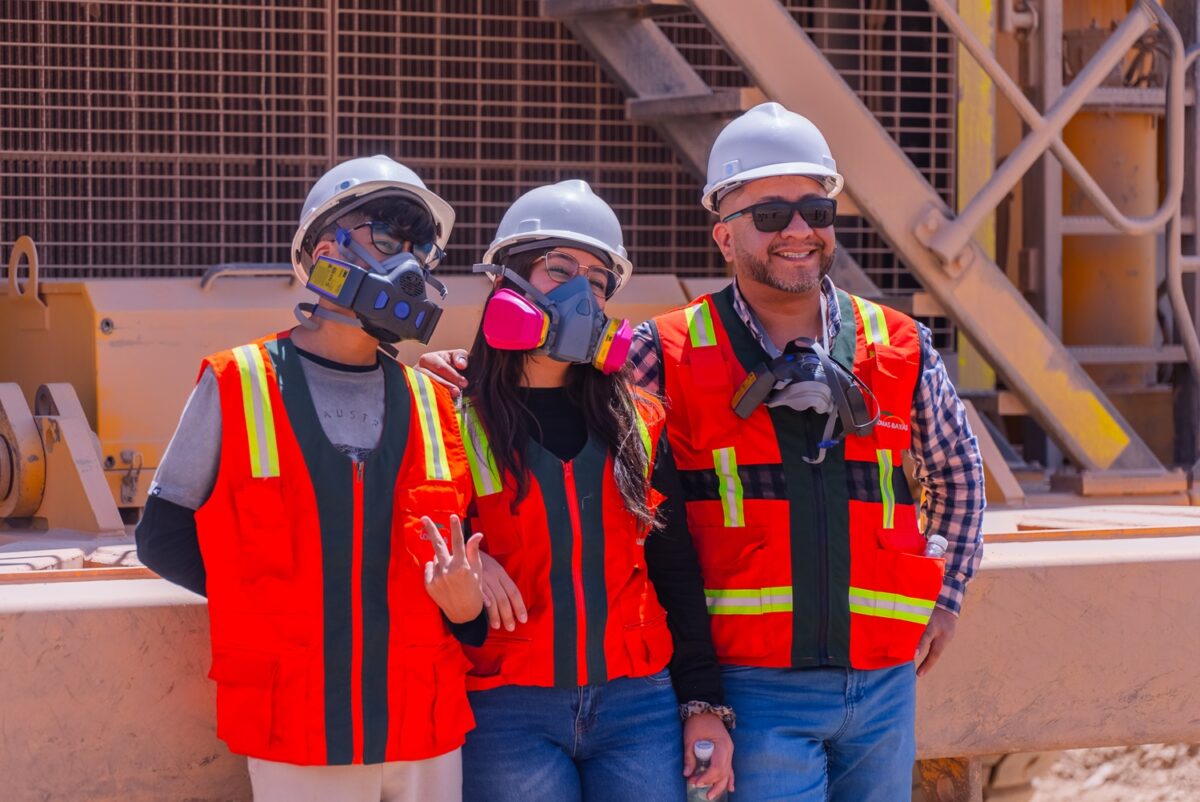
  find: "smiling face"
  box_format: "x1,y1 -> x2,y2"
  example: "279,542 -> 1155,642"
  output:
712,175 -> 837,296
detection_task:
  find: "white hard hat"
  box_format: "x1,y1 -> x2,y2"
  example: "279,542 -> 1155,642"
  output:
290,155 -> 455,282
702,102 -> 844,213
482,179 -> 633,294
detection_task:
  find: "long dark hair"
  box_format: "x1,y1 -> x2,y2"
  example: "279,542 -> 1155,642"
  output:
463,250 -> 659,529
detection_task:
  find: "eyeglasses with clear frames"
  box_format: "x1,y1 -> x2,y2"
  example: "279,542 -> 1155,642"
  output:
535,250 -> 619,299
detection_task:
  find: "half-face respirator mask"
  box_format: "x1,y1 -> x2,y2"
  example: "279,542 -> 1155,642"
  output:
299,226 -> 448,345
473,256 -> 633,375
731,340 -> 879,463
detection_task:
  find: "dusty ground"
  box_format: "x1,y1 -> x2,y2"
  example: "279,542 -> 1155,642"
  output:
1030,744 -> 1200,802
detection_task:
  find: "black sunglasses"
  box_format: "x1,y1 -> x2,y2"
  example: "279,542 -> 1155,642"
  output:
720,197 -> 838,232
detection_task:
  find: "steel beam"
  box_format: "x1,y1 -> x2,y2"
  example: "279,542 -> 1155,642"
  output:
684,0 -> 1165,472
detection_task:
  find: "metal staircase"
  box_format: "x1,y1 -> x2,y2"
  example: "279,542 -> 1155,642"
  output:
543,0 -> 1198,485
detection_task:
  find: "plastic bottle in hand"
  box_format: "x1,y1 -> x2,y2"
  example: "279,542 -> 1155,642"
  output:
924,534 -> 948,559
687,740 -> 727,802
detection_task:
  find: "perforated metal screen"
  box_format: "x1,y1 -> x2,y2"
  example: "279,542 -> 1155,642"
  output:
2,0 -> 955,308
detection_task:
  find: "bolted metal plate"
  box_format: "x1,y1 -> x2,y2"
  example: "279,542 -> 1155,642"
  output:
0,384 -> 46,518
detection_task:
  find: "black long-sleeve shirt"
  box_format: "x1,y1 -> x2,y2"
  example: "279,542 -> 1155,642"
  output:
517,387 -> 723,706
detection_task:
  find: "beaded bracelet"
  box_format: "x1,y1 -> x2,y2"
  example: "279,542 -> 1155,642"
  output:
679,700 -> 737,730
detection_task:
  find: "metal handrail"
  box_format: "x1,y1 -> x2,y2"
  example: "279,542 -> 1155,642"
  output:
925,0 -> 1200,401
199,263 -> 295,291
924,0 -> 1184,263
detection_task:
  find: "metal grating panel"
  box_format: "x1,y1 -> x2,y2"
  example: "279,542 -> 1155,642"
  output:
2,0 -> 955,349
1,0 -> 718,278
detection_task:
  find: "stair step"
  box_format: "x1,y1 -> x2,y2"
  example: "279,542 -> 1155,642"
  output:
541,0 -> 686,19
1068,345 -> 1188,365
626,87 -> 767,121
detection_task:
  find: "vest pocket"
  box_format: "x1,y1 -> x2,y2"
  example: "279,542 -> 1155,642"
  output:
394,640 -> 474,758
852,530 -> 944,666
208,648 -> 278,756
464,632 -> 533,690
396,481 -> 467,567
232,480 -> 294,581
622,613 -> 674,677
689,524 -> 777,661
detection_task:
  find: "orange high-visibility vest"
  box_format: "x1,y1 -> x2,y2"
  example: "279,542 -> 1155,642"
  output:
194,333 -> 475,765
653,285 -> 944,670
457,391 -> 673,691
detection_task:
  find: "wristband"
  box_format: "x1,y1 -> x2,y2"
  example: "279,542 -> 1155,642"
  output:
679,700 -> 736,730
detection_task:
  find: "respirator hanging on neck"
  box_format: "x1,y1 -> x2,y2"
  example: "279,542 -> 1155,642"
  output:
731,340 -> 879,464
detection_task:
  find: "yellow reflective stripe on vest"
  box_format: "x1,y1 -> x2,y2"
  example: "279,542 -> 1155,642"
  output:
704,586 -> 793,615
405,366 -> 451,481
634,411 -> 653,479
459,403 -> 501,497
848,586 -> 936,625
232,344 -> 280,479
712,446 -> 745,528
852,295 -> 891,347
685,301 -> 717,348
877,449 -> 896,529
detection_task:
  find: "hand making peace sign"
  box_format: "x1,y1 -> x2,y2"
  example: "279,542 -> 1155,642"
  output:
421,514 -> 486,624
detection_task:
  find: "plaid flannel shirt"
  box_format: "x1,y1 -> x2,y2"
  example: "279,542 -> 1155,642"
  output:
629,276 -> 985,615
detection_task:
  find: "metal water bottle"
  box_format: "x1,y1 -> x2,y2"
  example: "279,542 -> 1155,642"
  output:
687,740 -> 727,802
924,534 -> 948,559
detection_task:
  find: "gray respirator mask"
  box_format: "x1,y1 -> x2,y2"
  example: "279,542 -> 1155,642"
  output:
296,227 -> 447,345
731,340 -> 879,464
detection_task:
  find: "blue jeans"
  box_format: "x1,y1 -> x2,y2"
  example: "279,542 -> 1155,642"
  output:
462,670 -> 685,802
724,662 -> 916,802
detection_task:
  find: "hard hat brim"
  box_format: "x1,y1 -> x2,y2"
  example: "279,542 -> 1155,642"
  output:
290,181 -> 455,283
702,162 -> 845,213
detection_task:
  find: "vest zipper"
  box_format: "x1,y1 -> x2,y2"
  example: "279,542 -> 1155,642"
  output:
563,461 -> 588,686
350,458 -> 365,762
807,423 -> 831,664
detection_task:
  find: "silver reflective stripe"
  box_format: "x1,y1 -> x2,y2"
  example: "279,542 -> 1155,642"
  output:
704,586 -> 793,615
848,587 -> 935,625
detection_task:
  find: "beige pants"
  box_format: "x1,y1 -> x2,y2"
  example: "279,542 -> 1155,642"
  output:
247,748 -> 462,802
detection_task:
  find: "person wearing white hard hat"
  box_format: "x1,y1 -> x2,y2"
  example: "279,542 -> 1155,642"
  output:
137,155 -> 487,802
635,103 -> 985,800
418,104 -> 984,801
422,180 -> 734,802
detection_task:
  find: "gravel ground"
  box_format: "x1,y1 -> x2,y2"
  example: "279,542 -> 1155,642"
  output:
1030,744 -> 1200,802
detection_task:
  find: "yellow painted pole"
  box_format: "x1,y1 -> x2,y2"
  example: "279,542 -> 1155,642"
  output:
1061,0 -> 1158,388
956,0 -> 998,391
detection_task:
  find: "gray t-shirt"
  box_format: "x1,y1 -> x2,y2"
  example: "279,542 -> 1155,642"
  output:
151,352 -> 385,511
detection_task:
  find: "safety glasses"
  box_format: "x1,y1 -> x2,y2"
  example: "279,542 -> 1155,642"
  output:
538,250 -> 619,300
720,197 -> 838,232
349,221 -> 445,268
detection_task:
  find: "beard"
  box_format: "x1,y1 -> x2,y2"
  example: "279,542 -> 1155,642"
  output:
735,240 -> 836,295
